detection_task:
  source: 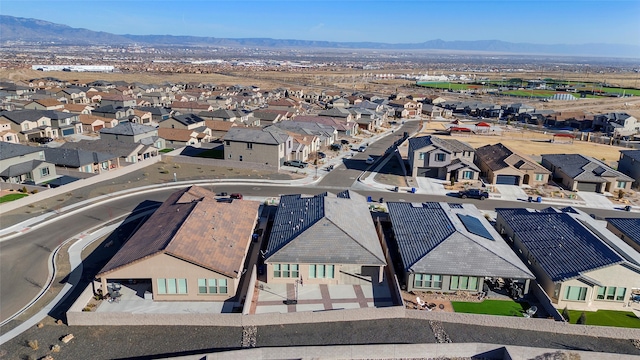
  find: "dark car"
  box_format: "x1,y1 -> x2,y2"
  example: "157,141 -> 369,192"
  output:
340,139 -> 350,145
317,152 -> 326,159
33,137 -> 53,144
330,143 -> 342,151
459,189 -> 489,200
230,193 -> 243,199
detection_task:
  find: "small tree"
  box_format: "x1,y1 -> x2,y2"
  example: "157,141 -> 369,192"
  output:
450,176 -> 455,187
561,306 -> 570,322
618,190 -> 625,200
577,311 -> 587,325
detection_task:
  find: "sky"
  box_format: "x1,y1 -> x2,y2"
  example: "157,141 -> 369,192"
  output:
2,0 -> 639,46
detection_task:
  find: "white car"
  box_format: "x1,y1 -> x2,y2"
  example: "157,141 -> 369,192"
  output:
365,156 -> 375,165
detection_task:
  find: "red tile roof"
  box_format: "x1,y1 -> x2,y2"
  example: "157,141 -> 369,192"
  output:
98,186 -> 260,278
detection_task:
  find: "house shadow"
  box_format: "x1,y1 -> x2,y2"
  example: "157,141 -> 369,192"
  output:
48,200 -> 163,323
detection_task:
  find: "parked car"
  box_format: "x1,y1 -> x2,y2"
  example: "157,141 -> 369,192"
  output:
365,156 -> 375,165
317,152 -> 326,159
230,193 -> 243,199
358,145 -> 367,152
283,160 -> 309,168
459,189 -> 489,200
33,137 -> 53,144
340,139 -> 350,145
330,143 -> 342,151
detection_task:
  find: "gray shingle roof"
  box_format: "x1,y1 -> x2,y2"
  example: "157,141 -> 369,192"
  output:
542,154 -> 633,182
621,150 -> 640,162
0,141 -> 42,160
0,160 -> 46,177
61,139 -> 144,158
606,218 -> 640,248
0,110 -> 73,124
388,202 -> 533,278
265,192 -> 386,265
223,127 -> 289,145
408,135 -> 474,154
99,122 -> 157,136
43,147 -> 114,168
497,207 -> 624,282
169,113 -> 205,126
138,106 -> 169,116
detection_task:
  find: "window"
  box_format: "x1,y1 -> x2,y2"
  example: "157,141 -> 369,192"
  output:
450,276 -> 479,291
225,140 -> 230,146
273,264 -> 299,278
596,286 -> 626,301
309,264 -> 335,279
157,278 -> 187,295
40,167 -> 50,177
101,161 -> 109,170
198,278 -> 228,294
617,181 -> 627,189
247,142 -> 253,149
414,274 -> 442,289
535,174 -> 545,181
462,171 -> 473,179
418,152 -> 425,160
435,153 -> 446,161
563,286 -> 587,301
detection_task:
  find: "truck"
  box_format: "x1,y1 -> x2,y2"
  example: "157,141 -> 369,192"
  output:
283,160 -> 309,168
458,188 -> 489,200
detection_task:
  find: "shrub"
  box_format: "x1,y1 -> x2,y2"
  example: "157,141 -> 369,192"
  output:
618,190 -> 625,200
31,189 -> 38,194
22,186 -> 27,193
561,306 -> 570,322
577,311 -> 587,325
27,339 -> 38,350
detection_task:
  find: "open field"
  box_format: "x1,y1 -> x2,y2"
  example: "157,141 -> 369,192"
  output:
421,123 -> 626,163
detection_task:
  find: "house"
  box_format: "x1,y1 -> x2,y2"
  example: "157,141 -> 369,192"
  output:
606,218 -> 640,255
618,150 -> 640,188
541,154 -> 634,193
475,143 -> 550,186
92,105 -> 134,120
43,147 -> 117,174
264,191 -> 386,285
62,103 -> 94,115
0,110 -> 58,142
422,104 -> 450,118
593,113 -> 640,137
407,135 -> 479,181
222,127 -> 292,167
47,111 -> 82,137
204,120 -> 237,140
100,122 -> 163,148
24,99 -> 65,111
504,103 -> 535,115
160,114 -> 206,131
61,139 -> 159,164
496,207 -> 640,311
78,114 -> 107,133
0,118 -> 20,144
138,106 -> 170,122
130,109 -> 154,125
96,186 -> 261,302
99,93 -> 137,108
158,128 -> 209,147
201,108 -> 241,122
0,142 -> 57,184
171,101 -> 213,113
294,115 -> 358,137
388,99 -> 422,118
387,202 -> 534,293
271,121 -> 337,148
252,110 -> 283,125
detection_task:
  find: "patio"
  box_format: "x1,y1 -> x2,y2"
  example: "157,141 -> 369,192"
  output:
93,282 -> 237,314
252,280 -> 395,314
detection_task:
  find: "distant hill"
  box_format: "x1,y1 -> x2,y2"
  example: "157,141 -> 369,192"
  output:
2,15 -> 639,58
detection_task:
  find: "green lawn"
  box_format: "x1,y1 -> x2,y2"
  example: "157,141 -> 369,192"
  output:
416,82 -> 472,91
0,193 -> 29,203
451,299 -> 529,317
566,309 -> 640,328
159,148 -> 174,153
194,149 -> 224,159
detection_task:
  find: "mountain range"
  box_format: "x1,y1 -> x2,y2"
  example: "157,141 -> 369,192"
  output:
1,15 -> 638,58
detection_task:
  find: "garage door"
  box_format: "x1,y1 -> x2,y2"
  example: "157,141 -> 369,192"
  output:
62,128 -> 75,136
496,175 -> 520,185
577,182 -> 599,192
417,168 -> 438,178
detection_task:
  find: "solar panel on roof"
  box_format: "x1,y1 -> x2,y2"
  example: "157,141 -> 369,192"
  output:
448,203 -> 463,209
457,214 -> 494,240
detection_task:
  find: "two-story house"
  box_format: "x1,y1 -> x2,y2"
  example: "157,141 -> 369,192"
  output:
0,142 -> 57,184
407,135 -> 479,181
618,150 -> 640,189
0,110 -> 58,142
222,127 -> 292,168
